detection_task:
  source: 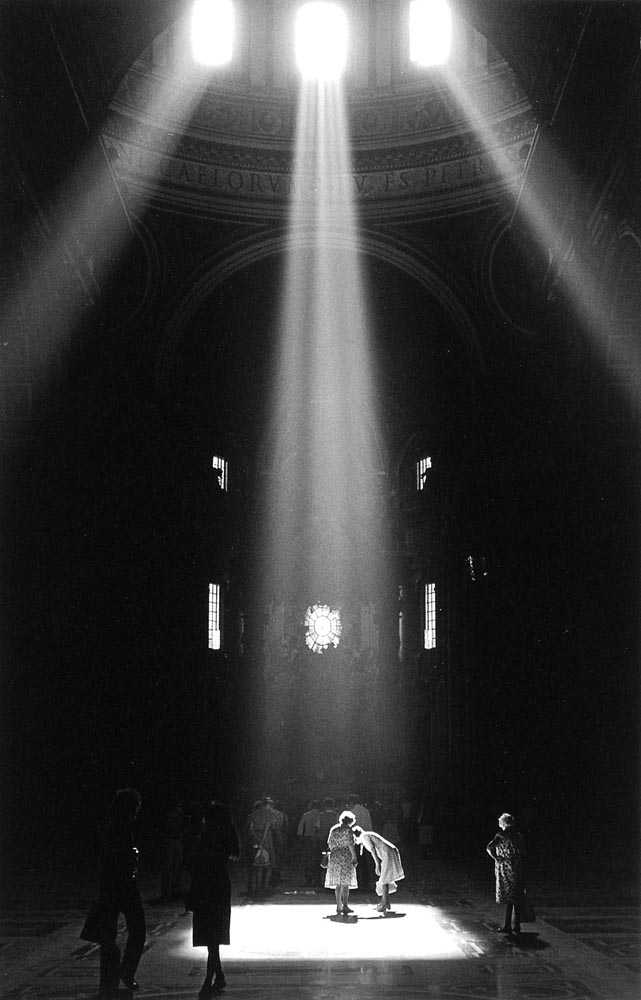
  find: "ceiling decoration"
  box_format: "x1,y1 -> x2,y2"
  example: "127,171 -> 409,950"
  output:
101,2 -> 536,220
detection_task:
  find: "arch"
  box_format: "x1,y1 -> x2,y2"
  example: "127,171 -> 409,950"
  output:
154,227 -> 487,394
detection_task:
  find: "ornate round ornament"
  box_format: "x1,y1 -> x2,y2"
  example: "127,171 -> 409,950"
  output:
304,604 -> 342,654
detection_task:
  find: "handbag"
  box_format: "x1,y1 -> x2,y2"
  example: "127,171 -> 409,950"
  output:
519,891 -> 536,923
79,900 -> 112,943
320,850 -> 330,869
252,826 -> 270,867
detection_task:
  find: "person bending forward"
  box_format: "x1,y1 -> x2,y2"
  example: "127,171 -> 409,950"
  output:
353,827 -> 405,912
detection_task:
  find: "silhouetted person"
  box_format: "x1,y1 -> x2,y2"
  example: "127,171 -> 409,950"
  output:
486,812 -> 526,937
316,798 -> 338,886
266,797 -> 286,888
246,799 -> 275,893
297,799 -> 320,886
97,788 -> 146,997
187,801 -> 240,998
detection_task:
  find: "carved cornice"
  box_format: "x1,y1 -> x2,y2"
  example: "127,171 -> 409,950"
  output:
102,19 -> 536,222
115,62 -> 528,144
104,108 -> 535,221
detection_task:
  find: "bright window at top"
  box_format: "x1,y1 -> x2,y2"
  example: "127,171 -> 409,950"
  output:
295,2 -> 348,80
191,0 -> 234,66
409,0 -> 452,67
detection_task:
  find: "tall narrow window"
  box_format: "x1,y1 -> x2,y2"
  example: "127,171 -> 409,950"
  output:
423,582 -> 436,649
191,0 -> 234,67
212,455 -> 228,491
208,583 -> 222,650
410,0 -> 452,67
416,455 -> 432,490
295,3 -> 348,81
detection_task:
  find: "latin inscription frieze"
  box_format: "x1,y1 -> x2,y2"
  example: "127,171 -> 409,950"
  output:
113,139 -> 530,207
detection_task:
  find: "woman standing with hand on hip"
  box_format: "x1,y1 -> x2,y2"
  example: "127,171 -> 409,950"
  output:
486,812 -> 526,937
325,810 -> 358,915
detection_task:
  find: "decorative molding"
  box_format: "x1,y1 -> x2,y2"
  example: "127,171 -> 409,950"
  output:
106,120 -> 534,221
116,63 -> 530,144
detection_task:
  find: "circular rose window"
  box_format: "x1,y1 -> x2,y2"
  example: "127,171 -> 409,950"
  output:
304,604 -> 342,654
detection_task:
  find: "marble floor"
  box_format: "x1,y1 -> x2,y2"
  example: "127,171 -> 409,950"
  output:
0,847 -> 638,1000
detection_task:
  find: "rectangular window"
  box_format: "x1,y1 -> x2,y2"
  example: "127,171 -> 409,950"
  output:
212,455 -> 228,491
416,455 -> 432,490
423,582 -> 436,649
208,583 -> 221,650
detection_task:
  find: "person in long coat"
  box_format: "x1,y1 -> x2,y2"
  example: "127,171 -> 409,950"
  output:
96,788 -> 146,997
325,810 -> 358,915
486,812 -> 526,936
188,801 -> 240,997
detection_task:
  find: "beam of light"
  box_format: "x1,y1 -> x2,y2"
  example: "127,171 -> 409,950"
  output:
171,903 -> 468,961
295,3 -> 348,81
191,0 -> 234,67
410,0 -> 452,67
257,61 -> 393,787
262,76 -> 387,603
0,19 -> 216,430
440,58 -> 640,419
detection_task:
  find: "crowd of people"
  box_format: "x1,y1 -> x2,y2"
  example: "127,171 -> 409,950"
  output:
82,789 -> 528,999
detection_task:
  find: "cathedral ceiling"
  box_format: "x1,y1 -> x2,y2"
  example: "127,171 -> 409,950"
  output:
100,2 -> 537,222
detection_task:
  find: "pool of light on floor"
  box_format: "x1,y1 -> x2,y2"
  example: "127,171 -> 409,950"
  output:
175,903 -> 467,961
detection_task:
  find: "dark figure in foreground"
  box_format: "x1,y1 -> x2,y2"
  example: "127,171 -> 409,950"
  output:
97,788 -> 146,997
486,812 -> 526,936
188,801 -> 240,998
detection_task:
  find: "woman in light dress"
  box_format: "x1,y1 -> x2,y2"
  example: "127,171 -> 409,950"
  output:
353,826 -> 405,912
325,810 -> 358,915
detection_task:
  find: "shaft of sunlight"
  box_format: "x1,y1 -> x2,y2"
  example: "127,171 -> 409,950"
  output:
0,23 -> 214,398
264,76 -> 386,604
442,65 -> 640,417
